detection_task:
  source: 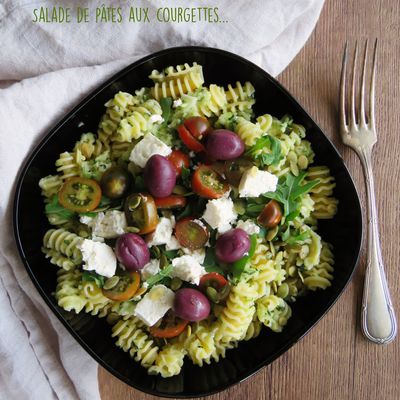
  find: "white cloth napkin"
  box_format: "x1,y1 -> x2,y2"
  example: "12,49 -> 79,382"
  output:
0,1 -> 324,399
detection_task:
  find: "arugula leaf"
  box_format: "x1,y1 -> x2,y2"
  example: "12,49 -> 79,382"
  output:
146,264 -> 173,288
176,203 -> 192,220
263,172 -> 319,217
45,196 -> 75,220
181,166 -> 191,189
245,135 -> 282,167
163,249 -> 179,260
203,248 -> 224,274
82,271 -> 105,288
286,231 -> 310,245
160,97 -> 173,125
231,234 -> 258,280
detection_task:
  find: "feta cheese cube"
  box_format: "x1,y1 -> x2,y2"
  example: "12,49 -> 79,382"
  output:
149,114 -> 164,124
235,219 -> 261,235
141,259 -> 160,280
134,284 -> 174,326
165,235 -> 181,251
80,210 -> 127,239
171,255 -> 206,285
77,239 -> 117,278
146,216 -> 175,247
182,248 -> 206,264
129,133 -> 172,168
173,98 -> 183,108
238,166 -> 278,198
202,197 -> 237,233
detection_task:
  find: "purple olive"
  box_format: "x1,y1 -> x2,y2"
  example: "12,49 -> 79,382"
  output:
205,130 -> 245,160
115,233 -> 150,271
215,228 -> 250,263
173,288 -> 210,321
144,155 -> 176,198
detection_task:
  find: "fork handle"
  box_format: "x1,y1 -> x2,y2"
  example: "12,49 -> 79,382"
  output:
359,149 -> 397,344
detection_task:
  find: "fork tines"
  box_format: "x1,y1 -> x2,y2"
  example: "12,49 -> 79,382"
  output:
340,39 -> 378,132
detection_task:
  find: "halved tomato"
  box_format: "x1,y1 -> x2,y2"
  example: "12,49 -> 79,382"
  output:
192,165 -> 229,199
102,271 -> 140,301
199,272 -> 228,291
124,193 -> 159,234
175,217 -> 209,250
177,124 -> 205,153
257,200 -> 282,228
150,313 -> 189,338
183,117 -> 211,140
58,177 -> 102,213
154,195 -> 187,209
168,150 -> 190,176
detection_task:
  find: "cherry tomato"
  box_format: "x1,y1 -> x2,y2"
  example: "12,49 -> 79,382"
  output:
183,117 -> 211,140
177,124 -> 205,153
175,217 -> 209,250
192,165 -> 229,199
168,150 -> 190,177
58,177 -> 101,213
100,166 -> 131,199
102,271 -> 140,301
199,273 -> 228,291
124,193 -> 159,234
154,195 -> 187,209
150,314 -> 189,338
257,200 -> 282,228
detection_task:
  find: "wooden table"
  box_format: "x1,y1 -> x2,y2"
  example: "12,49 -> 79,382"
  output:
99,0 -> 400,398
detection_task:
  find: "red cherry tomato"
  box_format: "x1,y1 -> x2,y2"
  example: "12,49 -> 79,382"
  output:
257,200 -> 282,228
168,150 -> 190,177
199,273 -> 228,291
175,217 -> 209,250
192,165 -> 229,199
183,117 -> 211,140
150,315 -> 188,338
102,272 -> 140,301
154,195 -> 187,209
177,124 -> 205,153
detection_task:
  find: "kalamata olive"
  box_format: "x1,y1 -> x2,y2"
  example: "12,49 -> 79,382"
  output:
205,130 -> 245,160
215,228 -> 250,263
115,233 -> 150,271
100,166 -> 131,199
173,288 -> 211,322
144,155 -> 176,198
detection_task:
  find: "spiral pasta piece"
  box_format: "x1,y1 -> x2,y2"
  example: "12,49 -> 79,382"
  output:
148,343 -> 186,377
55,269 -> 87,313
256,295 -> 292,333
150,63 -> 204,100
55,152 -> 80,180
42,248 -> 77,270
235,116 -> 263,146
225,81 -> 255,114
39,175 -> 63,199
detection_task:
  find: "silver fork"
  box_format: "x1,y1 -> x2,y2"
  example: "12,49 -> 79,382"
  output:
339,39 -> 397,344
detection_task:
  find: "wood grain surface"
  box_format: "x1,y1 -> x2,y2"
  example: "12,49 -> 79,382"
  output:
99,0 -> 400,399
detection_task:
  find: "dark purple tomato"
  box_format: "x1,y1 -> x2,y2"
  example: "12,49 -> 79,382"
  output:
115,233 -> 150,271
205,130 -> 245,160
144,155 -> 176,198
215,228 -> 250,263
173,288 -> 211,321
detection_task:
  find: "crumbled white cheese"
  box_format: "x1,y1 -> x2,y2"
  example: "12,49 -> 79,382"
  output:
77,239 -> 117,278
134,284 -> 175,326
129,133 -> 172,168
80,210 -> 127,239
202,197 -> 237,233
173,98 -> 183,108
171,255 -> 206,285
188,151 -> 195,158
235,219 -> 261,235
141,259 -> 160,280
146,216 -> 175,247
165,235 -> 181,251
149,114 -> 164,124
238,166 -> 278,198
182,248 -> 206,264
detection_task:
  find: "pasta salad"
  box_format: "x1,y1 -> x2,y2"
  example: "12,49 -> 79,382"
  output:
39,63 -> 338,377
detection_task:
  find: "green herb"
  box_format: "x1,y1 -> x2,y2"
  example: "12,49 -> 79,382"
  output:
45,196 -> 75,220
146,264 -> 174,288
163,249 -> 180,260
203,248 -> 224,274
82,271 -> 105,288
160,97 -> 173,125
286,231 -> 310,244
245,135 -> 282,167
231,234 -> 258,280
176,203 -> 192,220
79,212 -> 97,218
263,172 -> 319,217
134,175 -> 145,191
181,166 -> 191,189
